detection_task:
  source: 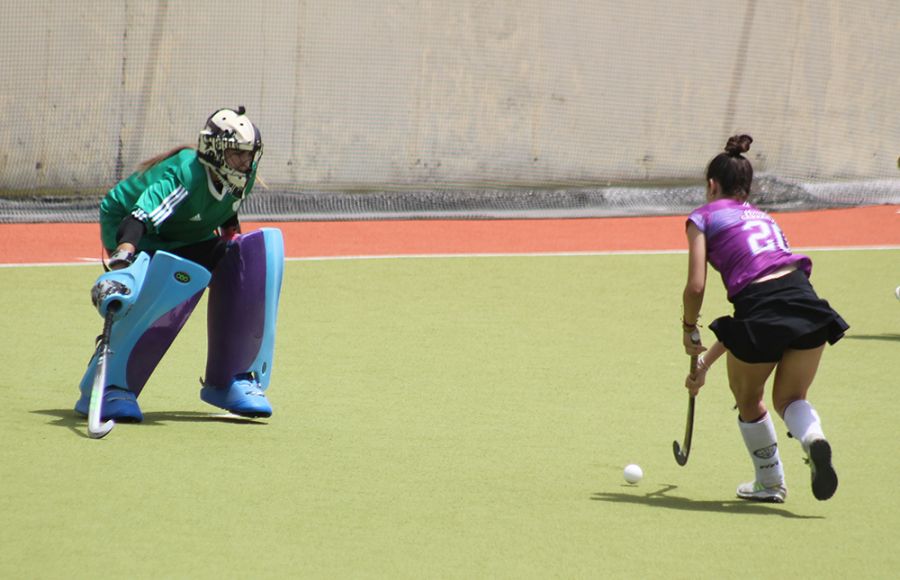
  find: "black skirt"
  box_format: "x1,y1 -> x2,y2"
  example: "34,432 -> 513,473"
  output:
709,270 -> 849,363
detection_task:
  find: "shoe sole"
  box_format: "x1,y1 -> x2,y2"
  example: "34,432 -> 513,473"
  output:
736,491 -> 786,504
809,439 -> 838,500
229,409 -> 272,419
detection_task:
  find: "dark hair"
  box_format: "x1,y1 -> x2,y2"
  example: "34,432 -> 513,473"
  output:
706,134 -> 753,198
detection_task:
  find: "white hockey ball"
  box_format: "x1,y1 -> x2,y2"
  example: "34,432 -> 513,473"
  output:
623,464 -> 643,484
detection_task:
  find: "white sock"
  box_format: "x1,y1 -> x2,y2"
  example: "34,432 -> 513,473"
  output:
783,399 -> 825,451
738,412 -> 785,487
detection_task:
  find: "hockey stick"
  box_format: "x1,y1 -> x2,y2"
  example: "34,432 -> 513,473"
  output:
672,331 -> 701,466
87,302 -> 119,439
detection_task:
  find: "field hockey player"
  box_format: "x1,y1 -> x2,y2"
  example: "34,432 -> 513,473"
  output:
75,107 -> 284,425
681,134 -> 848,503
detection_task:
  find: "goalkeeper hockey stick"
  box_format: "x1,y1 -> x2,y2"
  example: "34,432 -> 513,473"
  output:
87,303 -> 119,439
672,331 -> 701,466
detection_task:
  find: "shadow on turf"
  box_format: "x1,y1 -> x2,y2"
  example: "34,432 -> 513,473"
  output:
591,484 -> 823,519
33,409 -> 267,437
843,333 -> 900,343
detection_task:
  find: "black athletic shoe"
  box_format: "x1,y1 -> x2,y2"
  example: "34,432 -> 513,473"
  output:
807,439 -> 838,501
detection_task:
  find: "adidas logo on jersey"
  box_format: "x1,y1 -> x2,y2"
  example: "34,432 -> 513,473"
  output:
190,214 -> 202,221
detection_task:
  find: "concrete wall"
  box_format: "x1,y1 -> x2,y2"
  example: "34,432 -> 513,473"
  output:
2,0 -> 898,192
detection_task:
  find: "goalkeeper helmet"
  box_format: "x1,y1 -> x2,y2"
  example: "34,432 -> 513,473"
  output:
197,106 -> 263,199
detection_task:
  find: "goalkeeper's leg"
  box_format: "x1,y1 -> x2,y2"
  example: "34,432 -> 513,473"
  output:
200,229 -> 284,418
75,252 -> 211,421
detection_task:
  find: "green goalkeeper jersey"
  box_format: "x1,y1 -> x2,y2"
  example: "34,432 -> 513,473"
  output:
99,148 -> 254,252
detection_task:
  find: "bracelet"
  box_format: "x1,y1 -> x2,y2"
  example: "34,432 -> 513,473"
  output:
696,355 -> 709,372
682,319 -> 699,332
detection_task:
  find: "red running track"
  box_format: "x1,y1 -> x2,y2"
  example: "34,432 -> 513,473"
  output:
1,205 -> 897,265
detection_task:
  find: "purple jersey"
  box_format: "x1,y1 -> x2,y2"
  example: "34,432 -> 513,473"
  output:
687,198 -> 811,299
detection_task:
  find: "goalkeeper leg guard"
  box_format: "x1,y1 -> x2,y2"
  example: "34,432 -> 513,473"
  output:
200,229 -> 284,417
75,252 -> 211,421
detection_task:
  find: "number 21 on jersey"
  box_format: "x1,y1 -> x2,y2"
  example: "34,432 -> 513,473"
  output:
743,219 -> 790,255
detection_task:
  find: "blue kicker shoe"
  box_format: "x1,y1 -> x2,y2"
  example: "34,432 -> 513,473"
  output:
200,373 -> 272,418
74,386 -> 144,423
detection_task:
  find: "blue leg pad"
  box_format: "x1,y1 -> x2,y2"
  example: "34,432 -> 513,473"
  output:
75,252 -> 211,416
202,229 -> 284,415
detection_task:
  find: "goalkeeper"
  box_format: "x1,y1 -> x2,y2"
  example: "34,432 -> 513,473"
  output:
75,107 -> 284,423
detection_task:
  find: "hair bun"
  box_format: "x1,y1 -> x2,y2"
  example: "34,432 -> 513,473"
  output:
725,134 -> 753,156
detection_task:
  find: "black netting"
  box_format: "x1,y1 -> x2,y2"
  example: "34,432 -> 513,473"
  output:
3,176 -> 898,224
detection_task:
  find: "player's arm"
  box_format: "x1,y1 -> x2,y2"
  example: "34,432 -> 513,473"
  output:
108,175 -> 185,270
685,340 -> 725,396
699,340 -> 725,369
106,216 -> 146,270
682,222 -> 707,355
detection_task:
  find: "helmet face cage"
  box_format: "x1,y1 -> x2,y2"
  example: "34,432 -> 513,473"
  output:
197,107 -> 263,199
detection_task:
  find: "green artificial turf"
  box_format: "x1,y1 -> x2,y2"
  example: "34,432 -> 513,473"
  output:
1,249 -> 898,578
